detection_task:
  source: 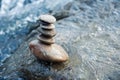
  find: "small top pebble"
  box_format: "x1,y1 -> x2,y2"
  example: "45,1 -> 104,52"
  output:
39,14 -> 56,24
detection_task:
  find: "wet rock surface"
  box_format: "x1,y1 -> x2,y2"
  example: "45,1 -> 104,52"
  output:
0,0 -> 120,80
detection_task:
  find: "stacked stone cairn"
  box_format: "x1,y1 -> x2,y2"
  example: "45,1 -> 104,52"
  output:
29,14 -> 69,62
37,15 -> 56,45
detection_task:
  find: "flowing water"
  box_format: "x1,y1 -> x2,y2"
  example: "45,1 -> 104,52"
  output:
0,0 -> 63,65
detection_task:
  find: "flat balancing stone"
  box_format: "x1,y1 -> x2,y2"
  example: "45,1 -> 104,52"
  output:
41,24 -> 55,30
29,40 -> 69,62
39,28 -> 56,37
39,14 -> 56,24
37,35 -> 55,44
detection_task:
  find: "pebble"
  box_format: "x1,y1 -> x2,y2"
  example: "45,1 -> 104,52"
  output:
37,35 -> 55,44
39,15 -> 56,24
41,24 -> 55,29
39,28 -> 56,37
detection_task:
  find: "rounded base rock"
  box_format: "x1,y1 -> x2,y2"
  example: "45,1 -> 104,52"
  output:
29,40 -> 69,62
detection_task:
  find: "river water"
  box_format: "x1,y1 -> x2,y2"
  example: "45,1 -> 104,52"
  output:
0,0 -> 51,66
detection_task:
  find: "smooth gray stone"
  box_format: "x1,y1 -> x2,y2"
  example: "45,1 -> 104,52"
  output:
41,24 -> 55,30
37,35 -> 55,44
39,15 -> 56,24
38,28 -> 56,37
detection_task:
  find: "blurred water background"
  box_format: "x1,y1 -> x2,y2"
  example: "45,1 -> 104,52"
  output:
0,0 -> 120,80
